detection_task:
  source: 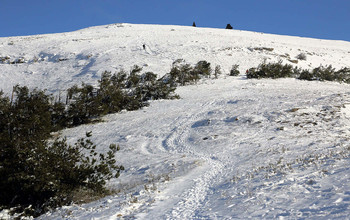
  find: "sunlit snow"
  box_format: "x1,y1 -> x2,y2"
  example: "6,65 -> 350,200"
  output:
1,23 -> 349,219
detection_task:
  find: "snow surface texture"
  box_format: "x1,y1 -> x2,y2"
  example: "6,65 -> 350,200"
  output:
1,24 -> 350,219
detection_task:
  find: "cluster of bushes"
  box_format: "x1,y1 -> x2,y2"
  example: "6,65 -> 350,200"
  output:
0,65 -> 182,217
246,61 -> 297,79
0,60 -> 217,217
0,87 -> 124,217
0,56 -> 26,64
161,59 -> 214,86
65,66 -> 178,127
246,60 -> 350,83
298,65 -> 350,82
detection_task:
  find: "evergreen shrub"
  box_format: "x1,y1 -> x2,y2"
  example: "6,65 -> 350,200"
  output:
246,61 -> 295,79
229,64 -> 240,76
296,53 -> 307,61
162,60 -> 213,86
0,87 -> 123,217
246,61 -> 350,84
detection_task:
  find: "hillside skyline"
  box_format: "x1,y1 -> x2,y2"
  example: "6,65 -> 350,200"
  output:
1,0 -> 350,41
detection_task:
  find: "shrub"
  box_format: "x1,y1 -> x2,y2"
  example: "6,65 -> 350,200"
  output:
136,72 -> 178,101
226,24 -> 233,29
246,61 -> 295,79
10,57 -> 25,64
127,65 -> 143,88
0,87 -> 124,217
0,132 -> 123,217
0,56 -> 10,64
229,64 -> 240,76
66,84 -> 100,126
49,101 -> 66,131
246,61 -> 350,84
176,63 -> 195,85
312,65 -> 336,81
297,65 -> 343,82
65,66 -> 179,126
296,53 -> 307,61
214,65 -> 222,78
194,60 -> 212,78
297,69 -> 314,81
164,60 -> 213,86
253,47 -> 274,52
2,86 -> 53,143
335,67 -> 350,83
97,71 -> 131,114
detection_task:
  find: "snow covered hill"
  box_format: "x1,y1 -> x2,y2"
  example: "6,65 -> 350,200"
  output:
1,23 -> 349,94
1,24 -> 350,219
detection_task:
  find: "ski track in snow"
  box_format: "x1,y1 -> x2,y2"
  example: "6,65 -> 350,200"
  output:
161,100 -> 225,219
1,23 -> 350,219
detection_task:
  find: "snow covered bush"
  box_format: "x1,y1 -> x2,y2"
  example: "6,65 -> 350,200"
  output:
246,61 -> 350,83
66,84 -> 101,126
162,60 -> 213,86
296,69 -> 314,81
0,87 -> 124,217
136,71 -> 178,101
298,65 -> 350,82
194,60 -> 212,78
246,61 -> 296,79
335,67 -> 350,83
311,65 -> 336,81
65,68 -> 178,126
229,64 -> 240,76
296,52 -> 307,61
169,62 -> 194,85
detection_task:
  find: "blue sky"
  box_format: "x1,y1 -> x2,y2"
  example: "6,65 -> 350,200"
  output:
1,0 -> 349,41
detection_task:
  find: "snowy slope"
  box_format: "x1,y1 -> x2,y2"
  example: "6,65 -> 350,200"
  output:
1,24 -> 350,219
1,23 -> 349,94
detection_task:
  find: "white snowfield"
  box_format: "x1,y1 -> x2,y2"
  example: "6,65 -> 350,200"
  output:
1,24 -> 350,219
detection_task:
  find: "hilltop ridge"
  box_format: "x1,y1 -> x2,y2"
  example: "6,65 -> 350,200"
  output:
1,23 -> 349,94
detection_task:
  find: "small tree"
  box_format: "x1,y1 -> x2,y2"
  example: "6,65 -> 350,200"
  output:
66,84 -> 99,126
226,24 -> 233,29
97,71 -> 128,114
229,64 -> 240,76
194,60 -> 212,78
0,87 -> 124,217
192,22 -> 196,27
336,67 -> 350,83
214,65 -> 222,78
127,65 -> 142,88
